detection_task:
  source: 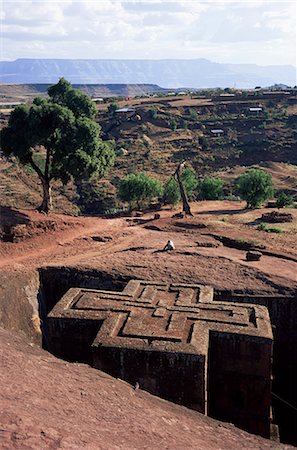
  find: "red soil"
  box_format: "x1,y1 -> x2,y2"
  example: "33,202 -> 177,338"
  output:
0,202 -> 296,292
0,201 -> 296,449
0,327 -> 293,450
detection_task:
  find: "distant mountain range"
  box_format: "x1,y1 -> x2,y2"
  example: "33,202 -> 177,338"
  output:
0,58 -> 296,88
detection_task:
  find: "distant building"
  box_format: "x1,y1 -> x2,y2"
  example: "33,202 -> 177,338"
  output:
115,107 -> 137,121
210,129 -> 224,137
0,101 -> 23,109
92,98 -> 104,104
115,108 -> 136,113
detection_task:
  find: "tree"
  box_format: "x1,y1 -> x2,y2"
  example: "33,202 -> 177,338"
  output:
235,168 -> 274,208
275,192 -> 294,208
108,102 -> 119,116
1,78 -> 115,212
163,166 -> 198,208
198,135 -> 209,150
181,166 -> 198,198
168,117 -> 177,131
148,107 -> 158,119
174,162 -> 193,216
163,178 -> 180,206
118,172 -> 163,209
198,177 -> 224,200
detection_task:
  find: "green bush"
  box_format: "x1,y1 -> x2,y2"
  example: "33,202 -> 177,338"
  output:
108,103 -> 119,115
198,135 -> 209,150
275,192 -> 294,208
180,119 -> 188,129
168,117 -> 177,131
235,168 -> 274,208
148,107 -> 158,120
181,166 -> 198,197
256,223 -> 283,233
76,180 -> 116,215
163,178 -> 180,206
198,177 -> 224,200
189,108 -> 199,120
163,167 -> 198,206
118,172 -> 163,209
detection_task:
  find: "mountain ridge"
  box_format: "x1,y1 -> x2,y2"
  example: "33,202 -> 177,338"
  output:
1,58 -> 296,88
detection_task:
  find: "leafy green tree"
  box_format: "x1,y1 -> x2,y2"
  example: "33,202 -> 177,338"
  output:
163,178 -> 180,206
76,179 -> 116,214
168,117 -> 177,131
198,177 -> 224,200
180,119 -> 188,130
198,135 -> 209,150
1,78 -> 115,212
235,168 -> 274,208
275,192 -> 294,208
108,102 -> 120,116
189,108 -> 199,120
163,166 -> 197,207
148,107 -> 158,119
181,166 -> 198,197
118,172 -> 163,209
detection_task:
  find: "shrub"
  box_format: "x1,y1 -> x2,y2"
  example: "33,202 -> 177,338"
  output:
180,119 -> 188,130
168,117 -> 177,131
189,108 -> 199,120
163,178 -> 180,206
148,107 -> 158,120
76,180 -> 117,215
118,172 -> 163,209
198,177 -> 224,200
275,192 -> 294,208
256,223 -> 283,233
198,135 -> 209,150
108,103 -> 119,115
235,168 -> 274,208
181,166 -> 198,197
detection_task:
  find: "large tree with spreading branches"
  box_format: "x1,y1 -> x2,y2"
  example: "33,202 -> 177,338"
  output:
1,78 -> 115,212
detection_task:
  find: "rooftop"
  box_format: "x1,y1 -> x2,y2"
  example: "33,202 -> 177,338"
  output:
115,107 -> 136,113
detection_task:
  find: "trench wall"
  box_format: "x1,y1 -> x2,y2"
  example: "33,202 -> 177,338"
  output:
215,290 -> 297,445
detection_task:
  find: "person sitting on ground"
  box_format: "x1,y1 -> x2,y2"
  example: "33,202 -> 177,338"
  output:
163,240 -> 175,251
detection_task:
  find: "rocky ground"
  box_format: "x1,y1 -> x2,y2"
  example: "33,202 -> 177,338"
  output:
0,200 -> 296,449
0,201 -> 296,291
0,327 -> 294,450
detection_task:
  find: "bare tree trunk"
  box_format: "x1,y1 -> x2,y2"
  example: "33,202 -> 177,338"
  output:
38,177 -> 52,213
175,162 -> 193,216
29,151 -> 52,214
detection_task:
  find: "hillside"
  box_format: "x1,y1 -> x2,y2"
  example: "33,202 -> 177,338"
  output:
0,83 -> 167,102
1,58 -> 296,87
1,90 -> 297,214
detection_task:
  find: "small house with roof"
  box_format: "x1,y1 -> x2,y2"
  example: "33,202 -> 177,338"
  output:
210,129 -> 224,137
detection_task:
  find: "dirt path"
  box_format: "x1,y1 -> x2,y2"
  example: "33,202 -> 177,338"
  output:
0,216 -> 126,269
0,202 -> 296,292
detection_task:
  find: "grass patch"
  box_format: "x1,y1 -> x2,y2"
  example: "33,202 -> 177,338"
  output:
237,238 -> 260,246
256,223 -> 283,233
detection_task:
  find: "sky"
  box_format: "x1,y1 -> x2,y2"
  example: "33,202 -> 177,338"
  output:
1,0 -> 296,66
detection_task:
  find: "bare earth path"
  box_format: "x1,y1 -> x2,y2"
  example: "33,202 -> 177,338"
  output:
0,202 -> 296,291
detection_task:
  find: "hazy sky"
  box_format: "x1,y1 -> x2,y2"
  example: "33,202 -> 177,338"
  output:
1,0 -> 296,66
